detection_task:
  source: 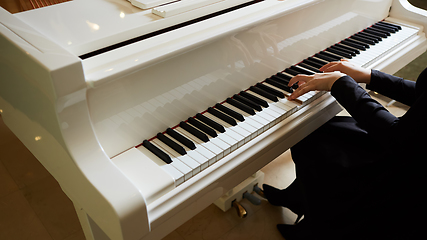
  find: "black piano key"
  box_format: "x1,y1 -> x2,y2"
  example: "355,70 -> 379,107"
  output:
334,43 -> 361,54
215,103 -> 245,122
157,132 -> 187,155
291,65 -> 314,75
233,94 -> 262,111
187,117 -> 218,138
271,74 -> 290,84
355,32 -> 380,42
297,63 -> 322,73
226,97 -> 255,115
265,78 -> 294,93
371,24 -> 396,33
249,86 -> 278,102
350,35 -> 376,45
239,91 -> 269,108
196,113 -> 225,133
255,83 -> 285,98
363,28 -> 387,38
330,44 -> 359,55
341,39 -> 367,50
316,52 -> 342,61
357,31 -> 382,42
302,59 -> 324,69
325,48 -> 352,59
377,21 -> 401,30
143,140 -> 172,164
313,53 -> 333,62
340,40 -> 366,51
307,57 -> 328,66
166,128 -> 196,150
346,38 -> 370,48
368,26 -> 391,36
275,72 -> 292,81
208,107 -> 237,126
319,51 -> 343,60
284,68 -> 301,76
180,121 -> 209,142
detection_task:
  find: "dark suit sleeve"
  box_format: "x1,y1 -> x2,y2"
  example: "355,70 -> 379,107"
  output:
366,70 -> 417,106
331,76 -> 398,141
331,76 -> 427,151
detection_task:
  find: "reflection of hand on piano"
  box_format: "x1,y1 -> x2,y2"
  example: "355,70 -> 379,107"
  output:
320,60 -> 372,85
287,71 -> 345,101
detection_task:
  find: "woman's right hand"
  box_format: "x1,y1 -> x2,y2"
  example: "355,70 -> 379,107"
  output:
319,59 -> 371,84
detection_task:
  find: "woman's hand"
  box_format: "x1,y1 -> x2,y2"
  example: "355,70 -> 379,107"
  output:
320,59 -> 371,84
287,71 -> 346,101
287,60 -> 371,101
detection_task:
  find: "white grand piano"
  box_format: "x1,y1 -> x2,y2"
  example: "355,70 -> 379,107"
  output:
1,0 -> 426,239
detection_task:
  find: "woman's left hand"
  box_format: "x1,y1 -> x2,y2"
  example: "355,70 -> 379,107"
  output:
287,71 -> 346,101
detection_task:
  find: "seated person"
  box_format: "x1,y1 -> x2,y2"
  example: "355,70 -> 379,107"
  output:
263,60 -> 427,240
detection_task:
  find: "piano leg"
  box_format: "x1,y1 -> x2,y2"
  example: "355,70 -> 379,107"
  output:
74,202 -> 110,240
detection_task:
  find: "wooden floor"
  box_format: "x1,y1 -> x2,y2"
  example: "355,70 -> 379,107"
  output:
0,0 -> 70,13
0,0 -> 426,240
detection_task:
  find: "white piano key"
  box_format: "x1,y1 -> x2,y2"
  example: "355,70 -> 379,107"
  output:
151,139 -> 193,181
261,106 -> 281,119
210,106 -> 257,139
185,120 -> 232,156
214,130 -> 238,150
163,133 -> 202,174
245,90 -> 292,119
161,164 -> 185,186
175,127 -> 220,165
204,112 -> 251,145
204,113 -> 247,145
254,108 -> 276,128
173,127 -> 213,169
222,103 -> 265,134
137,146 -> 184,186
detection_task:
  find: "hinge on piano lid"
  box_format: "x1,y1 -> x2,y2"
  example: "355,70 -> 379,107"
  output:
79,0 -> 263,59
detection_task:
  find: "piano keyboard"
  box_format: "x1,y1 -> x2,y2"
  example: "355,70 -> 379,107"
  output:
135,20 -> 419,186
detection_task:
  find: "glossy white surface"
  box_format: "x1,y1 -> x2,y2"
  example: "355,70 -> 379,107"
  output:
152,0 -> 225,18
14,0 -> 272,56
0,7 -> 149,240
131,0 -> 177,9
112,147 -> 175,204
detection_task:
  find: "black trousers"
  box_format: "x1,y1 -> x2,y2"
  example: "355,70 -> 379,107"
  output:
289,116 -> 426,239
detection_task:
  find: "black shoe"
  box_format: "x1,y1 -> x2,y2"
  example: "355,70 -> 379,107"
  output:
263,184 -> 304,224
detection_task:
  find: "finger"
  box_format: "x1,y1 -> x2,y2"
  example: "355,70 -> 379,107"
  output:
319,62 -> 340,72
288,74 -> 309,87
288,83 -> 313,100
319,61 -> 339,71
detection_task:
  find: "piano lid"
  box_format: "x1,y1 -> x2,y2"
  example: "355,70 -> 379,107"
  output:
13,0 -> 263,57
